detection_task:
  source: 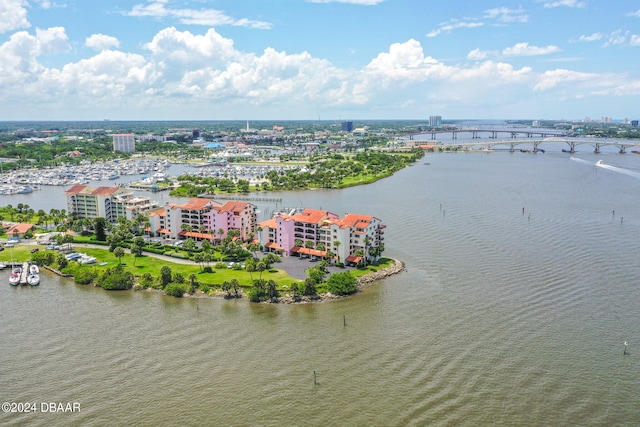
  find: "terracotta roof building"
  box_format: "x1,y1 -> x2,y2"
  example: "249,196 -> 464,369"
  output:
258,208 -> 385,265
148,198 -> 257,241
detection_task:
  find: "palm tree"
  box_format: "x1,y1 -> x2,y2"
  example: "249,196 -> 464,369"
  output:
333,240 -> 341,263
188,273 -> 198,288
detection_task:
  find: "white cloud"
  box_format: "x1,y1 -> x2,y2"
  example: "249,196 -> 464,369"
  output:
537,0 -> 585,8
630,35 -> 640,46
35,27 -> 70,55
428,7 -> 527,37
0,26 -> 634,119
126,1 -> 272,29
85,34 -> 120,51
0,0 -> 30,33
604,30 -> 629,47
33,0 -> 66,9
502,42 -> 560,57
578,33 -> 604,42
484,7 -> 529,23
467,48 -> 492,60
427,21 -> 483,38
627,9 -> 640,18
533,69 -> 597,91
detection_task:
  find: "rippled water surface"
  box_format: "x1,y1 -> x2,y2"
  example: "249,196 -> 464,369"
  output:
2,150 -> 640,426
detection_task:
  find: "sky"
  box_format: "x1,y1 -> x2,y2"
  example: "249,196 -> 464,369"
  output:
0,0 -> 639,121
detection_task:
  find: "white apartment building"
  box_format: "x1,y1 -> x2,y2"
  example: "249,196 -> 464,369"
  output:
112,133 -> 136,153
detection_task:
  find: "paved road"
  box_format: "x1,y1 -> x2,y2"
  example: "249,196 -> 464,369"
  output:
73,242 -> 353,280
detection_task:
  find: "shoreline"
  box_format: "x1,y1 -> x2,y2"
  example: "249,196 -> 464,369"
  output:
43,257 -> 406,304
143,258 -> 407,304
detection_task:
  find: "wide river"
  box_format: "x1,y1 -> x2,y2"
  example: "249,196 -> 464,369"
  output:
2,147 -> 640,426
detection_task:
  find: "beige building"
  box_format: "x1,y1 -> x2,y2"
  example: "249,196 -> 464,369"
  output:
65,185 -> 158,223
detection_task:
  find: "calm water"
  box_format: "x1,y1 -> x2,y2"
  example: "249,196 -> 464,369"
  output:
2,149 -> 640,426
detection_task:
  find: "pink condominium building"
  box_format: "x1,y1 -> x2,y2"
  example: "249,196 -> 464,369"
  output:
147,198 -> 257,242
258,208 -> 385,265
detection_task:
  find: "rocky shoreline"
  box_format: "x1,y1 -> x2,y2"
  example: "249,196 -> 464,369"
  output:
255,258 -> 406,304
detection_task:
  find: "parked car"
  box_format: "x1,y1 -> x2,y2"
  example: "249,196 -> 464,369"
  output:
30,248 -> 39,253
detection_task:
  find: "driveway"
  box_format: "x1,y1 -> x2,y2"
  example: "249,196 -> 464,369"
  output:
271,254 -> 354,280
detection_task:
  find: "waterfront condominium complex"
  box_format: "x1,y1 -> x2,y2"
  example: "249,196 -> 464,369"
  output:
258,208 -> 385,265
112,133 -> 136,153
147,198 -> 258,242
65,184 -> 159,223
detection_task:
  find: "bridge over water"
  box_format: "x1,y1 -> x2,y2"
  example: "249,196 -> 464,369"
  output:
408,129 -> 568,140
425,137 -> 640,154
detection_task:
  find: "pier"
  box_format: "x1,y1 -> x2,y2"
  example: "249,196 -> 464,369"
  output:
197,194 -> 282,203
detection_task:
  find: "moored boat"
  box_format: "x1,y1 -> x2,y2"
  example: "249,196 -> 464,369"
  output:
27,273 -> 40,286
30,264 -> 39,274
9,272 -> 20,286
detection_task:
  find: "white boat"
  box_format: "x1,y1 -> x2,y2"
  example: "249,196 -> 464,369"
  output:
9,272 -> 20,286
27,273 -> 40,286
78,255 -> 96,264
30,264 -> 39,274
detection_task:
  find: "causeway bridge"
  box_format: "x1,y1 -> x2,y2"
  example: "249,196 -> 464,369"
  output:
425,137 -> 640,154
408,129 -> 567,140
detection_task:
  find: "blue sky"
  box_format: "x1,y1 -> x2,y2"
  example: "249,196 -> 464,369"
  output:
1,0 -> 639,121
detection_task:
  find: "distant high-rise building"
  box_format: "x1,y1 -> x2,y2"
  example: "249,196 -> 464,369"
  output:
112,134 -> 135,153
631,120 -> 638,127
341,121 -> 354,132
193,129 -> 200,138
429,116 -> 442,127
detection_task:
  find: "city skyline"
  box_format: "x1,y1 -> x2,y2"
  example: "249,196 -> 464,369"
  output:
0,0 -> 638,121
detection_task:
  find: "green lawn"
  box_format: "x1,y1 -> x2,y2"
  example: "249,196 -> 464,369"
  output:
0,244 -> 299,289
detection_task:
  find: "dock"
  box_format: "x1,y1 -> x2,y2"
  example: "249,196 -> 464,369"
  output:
19,262 -> 29,284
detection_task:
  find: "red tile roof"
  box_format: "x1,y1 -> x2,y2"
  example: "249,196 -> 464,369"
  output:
336,213 -> 374,229
92,186 -> 122,196
265,242 -> 283,250
6,223 -> 34,235
179,231 -> 214,239
259,218 -> 277,229
181,198 -> 214,211
293,209 -> 328,224
65,184 -> 91,195
216,201 -> 250,214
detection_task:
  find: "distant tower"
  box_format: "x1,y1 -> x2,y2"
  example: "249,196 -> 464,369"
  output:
192,129 -> 200,138
246,121 -> 250,132
341,121 -> 354,132
429,116 -> 442,127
